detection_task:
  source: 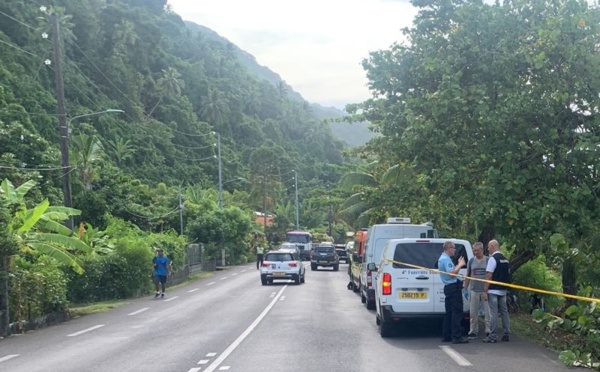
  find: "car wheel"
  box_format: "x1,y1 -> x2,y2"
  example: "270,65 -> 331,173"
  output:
311,264 -> 317,271
261,275 -> 267,286
294,274 -> 300,285
333,264 -> 339,271
379,320 -> 394,338
361,292 -> 366,304
366,299 -> 376,310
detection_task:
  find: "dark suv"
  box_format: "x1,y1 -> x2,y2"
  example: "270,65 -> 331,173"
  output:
310,244 -> 339,271
335,244 -> 349,263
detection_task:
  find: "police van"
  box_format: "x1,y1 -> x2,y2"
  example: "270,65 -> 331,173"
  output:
359,218 -> 438,310
370,238 -> 473,337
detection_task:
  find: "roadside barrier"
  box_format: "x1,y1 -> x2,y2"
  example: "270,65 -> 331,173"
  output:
382,258 -> 600,305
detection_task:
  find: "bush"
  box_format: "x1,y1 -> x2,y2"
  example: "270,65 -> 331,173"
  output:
512,256 -> 563,312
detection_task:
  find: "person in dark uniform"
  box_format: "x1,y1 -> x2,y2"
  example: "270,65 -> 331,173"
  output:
438,241 -> 469,344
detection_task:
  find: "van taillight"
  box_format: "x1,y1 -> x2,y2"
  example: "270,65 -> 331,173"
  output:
382,273 -> 392,295
288,262 -> 297,267
367,270 -> 372,286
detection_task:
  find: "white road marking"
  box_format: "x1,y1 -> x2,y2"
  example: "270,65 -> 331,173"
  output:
218,367 -> 230,370
164,296 -> 179,302
0,354 -> 19,363
203,286 -> 287,372
240,270 -> 247,273
130,325 -> 144,329
187,368 -> 201,372
198,359 -> 209,364
188,288 -> 200,293
219,277 -> 228,280
231,273 -> 238,276
280,296 -> 285,301
206,352 -> 217,357
128,308 -> 149,316
67,325 -> 105,337
207,282 -> 216,286
439,345 -> 473,366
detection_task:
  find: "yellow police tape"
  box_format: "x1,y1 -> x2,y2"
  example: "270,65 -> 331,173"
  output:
382,258 -> 600,305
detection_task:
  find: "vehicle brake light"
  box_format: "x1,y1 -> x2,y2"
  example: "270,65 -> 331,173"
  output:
288,262 -> 297,267
367,270 -> 372,286
262,262 -> 270,267
382,273 -> 392,295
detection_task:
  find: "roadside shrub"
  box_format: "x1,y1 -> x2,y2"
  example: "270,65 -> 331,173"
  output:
10,256 -> 68,327
512,256 -> 563,312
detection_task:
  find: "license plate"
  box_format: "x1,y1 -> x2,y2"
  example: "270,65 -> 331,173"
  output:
273,272 -> 285,276
399,292 -> 427,299
319,261 -> 327,264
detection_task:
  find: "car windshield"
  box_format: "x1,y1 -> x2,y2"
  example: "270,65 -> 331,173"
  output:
392,243 -> 467,269
265,253 -> 294,262
336,249 -> 347,255
286,234 -> 310,244
315,246 -> 334,253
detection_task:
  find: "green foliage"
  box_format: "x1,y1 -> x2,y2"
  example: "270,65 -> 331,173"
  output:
10,256 -> 68,326
512,256 -> 563,312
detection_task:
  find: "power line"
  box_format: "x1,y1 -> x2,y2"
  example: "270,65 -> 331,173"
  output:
0,38 -> 40,58
0,164 -> 67,171
0,9 -> 37,30
123,207 -> 179,220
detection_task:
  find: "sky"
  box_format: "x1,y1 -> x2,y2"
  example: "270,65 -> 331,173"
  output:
167,0 -> 419,110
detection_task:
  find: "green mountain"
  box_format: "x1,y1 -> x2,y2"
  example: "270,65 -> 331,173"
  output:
184,22 -> 375,147
0,0 -> 355,230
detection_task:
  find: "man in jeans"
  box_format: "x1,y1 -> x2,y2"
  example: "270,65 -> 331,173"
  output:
463,242 -> 490,339
482,239 -> 511,343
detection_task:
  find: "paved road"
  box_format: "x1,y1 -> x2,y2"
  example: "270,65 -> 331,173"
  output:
0,263 -> 569,371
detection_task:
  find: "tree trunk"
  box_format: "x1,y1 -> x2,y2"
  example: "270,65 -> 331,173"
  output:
0,255 -> 9,337
562,257 -> 577,306
477,224 -> 496,255
508,250 -> 536,274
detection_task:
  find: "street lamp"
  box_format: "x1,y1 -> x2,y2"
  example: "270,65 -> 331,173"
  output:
213,132 -> 222,209
60,109 -> 124,230
293,170 -> 299,230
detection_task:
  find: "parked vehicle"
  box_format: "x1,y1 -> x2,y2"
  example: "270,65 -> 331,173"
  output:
279,242 -> 300,256
310,243 -> 339,271
285,230 -> 313,261
349,229 -> 368,292
360,218 -> 438,310
260,250 -> 306,285
372,238 -> 472,337
335,244 -> 349,263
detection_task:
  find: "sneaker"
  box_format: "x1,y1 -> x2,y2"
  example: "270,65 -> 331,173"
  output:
160,293 -> 165,298
452,338 -> 469,344
501,335 -> 510,342
482,336 -> 497,343
467,333 -> 478,340
154,292 -> 160,298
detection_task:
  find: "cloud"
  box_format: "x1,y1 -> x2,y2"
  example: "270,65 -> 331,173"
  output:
168,0 -> 418,108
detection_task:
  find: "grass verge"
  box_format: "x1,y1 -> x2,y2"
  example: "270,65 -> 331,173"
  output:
511,312 -> 570,353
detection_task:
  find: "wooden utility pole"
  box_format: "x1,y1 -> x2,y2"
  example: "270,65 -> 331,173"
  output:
51,13 -> 73,231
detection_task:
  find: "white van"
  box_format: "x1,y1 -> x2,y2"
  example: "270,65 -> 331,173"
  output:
359,218 -> 438,310
371,238 -> 473,337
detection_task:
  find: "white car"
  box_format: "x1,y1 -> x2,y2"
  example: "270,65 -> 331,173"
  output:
372,238 -> 473,337
260,250 -> 306,285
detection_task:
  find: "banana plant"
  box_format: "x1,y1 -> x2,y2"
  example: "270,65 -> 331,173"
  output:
1,179 -> 91,274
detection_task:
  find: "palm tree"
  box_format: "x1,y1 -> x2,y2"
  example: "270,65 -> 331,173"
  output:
105,138 -> 136,165
112,20 -> 138,55
199,88 -> 229,126
147,67 -> 185,117
70,133 -> 104,189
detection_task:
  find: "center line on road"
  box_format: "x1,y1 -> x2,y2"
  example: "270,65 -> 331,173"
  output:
207,282 -> 215,286
231,273 -> 238,276
67,325 -> 105,337
439,345 -> 473,366
0,354 -> 19,363
187,368 -> 201,372
188,288 -> 200,292
219,277 -> 227,280
202,286 -> 288,372
128,308 -> 149,316
164,296 -> 179,302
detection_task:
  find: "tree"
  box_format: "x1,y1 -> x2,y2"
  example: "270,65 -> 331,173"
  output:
70,133 -> 104,190
0,197 -> 19,337
355,0 -> 600,272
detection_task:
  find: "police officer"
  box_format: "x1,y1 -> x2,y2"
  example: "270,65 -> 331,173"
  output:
438,241 -> 469,344
256,243 -> 265,270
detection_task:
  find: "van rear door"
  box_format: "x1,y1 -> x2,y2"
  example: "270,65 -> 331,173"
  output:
387,241 -> 443,314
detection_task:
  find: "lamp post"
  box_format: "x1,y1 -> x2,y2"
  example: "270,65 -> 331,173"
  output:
293,170 -> 299,230
61,109 -> 123,230
213,132 -> 223,209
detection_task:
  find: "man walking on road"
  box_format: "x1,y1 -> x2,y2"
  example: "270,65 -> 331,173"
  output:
438,241 -> 469,344
256,243 -> 265,270
482,239 -> 511,343
463,242 -> 491,339
152,248 -> 172,298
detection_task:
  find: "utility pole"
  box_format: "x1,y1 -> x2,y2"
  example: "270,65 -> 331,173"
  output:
216,133 -> 223,209
178,184 -> 184,235
51,12 -> 73,231
294,170 -> 299,230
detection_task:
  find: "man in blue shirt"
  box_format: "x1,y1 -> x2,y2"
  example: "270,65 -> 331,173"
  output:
438,241 -> 468,344
152,249 -> 172,298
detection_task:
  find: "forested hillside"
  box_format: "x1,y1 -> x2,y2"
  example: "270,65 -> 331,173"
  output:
0,0 -> 355,232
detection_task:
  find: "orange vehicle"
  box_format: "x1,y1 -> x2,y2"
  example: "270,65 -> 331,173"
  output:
348,229 -> 368,292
